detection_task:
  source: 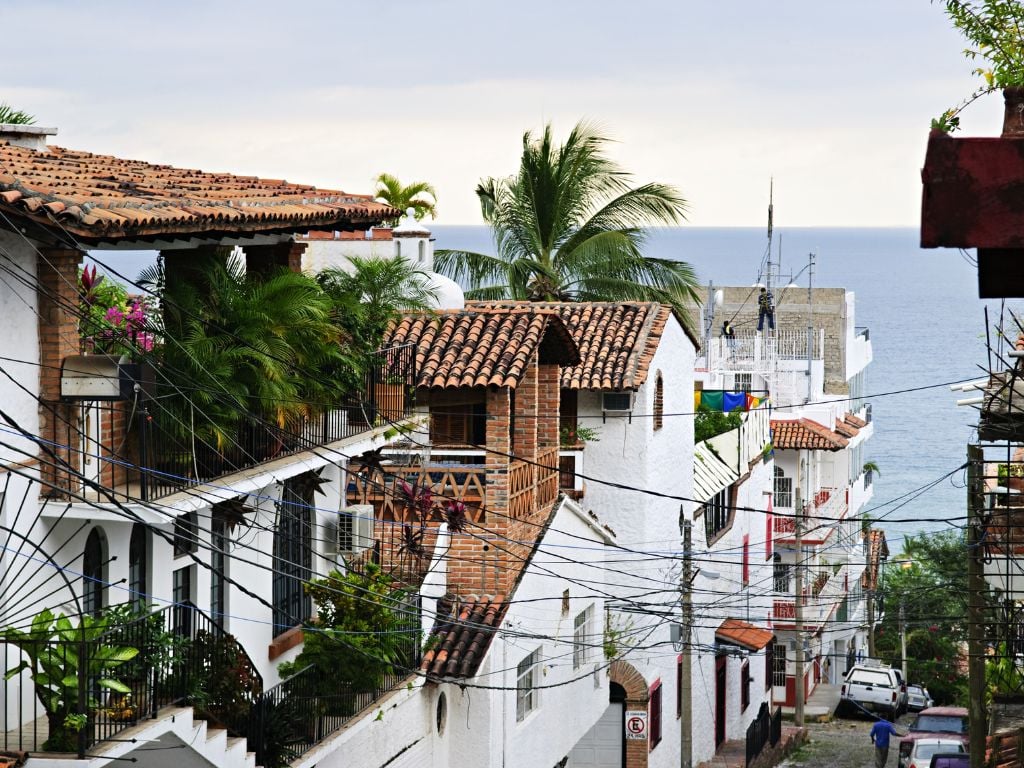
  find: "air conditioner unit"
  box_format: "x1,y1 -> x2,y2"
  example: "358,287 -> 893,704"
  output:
338,505 -> 375,557
602,391 -> 634,417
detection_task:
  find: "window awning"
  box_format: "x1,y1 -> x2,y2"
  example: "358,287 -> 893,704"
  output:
715,618 -> 775,652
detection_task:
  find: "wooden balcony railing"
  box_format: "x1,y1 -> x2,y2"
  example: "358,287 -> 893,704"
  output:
509,446 -> 560,520
347,464 -> 487,523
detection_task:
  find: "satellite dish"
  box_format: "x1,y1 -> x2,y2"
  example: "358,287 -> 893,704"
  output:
713,289 -> 724,307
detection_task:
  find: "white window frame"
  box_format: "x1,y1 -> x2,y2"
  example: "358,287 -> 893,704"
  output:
516,648 -> 541,721
573,605 -> 593,670
774,466 -> 793,508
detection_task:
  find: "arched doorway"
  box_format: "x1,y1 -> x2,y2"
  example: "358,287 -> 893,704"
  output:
567,660 -> 649,768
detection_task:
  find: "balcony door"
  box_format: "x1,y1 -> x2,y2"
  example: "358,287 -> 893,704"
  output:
79,401 -> 103,485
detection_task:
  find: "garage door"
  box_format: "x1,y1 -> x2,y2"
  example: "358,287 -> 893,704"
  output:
566,701 -> 624,768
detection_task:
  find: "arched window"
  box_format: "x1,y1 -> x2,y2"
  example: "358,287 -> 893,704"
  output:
83,527 -> 106,616
396,240 -> 402,259
773,553 -> 791,593
653,372 -> 664,431
129,523 -> 148,609
774,466 -> 793,508
418,240 -> 426,265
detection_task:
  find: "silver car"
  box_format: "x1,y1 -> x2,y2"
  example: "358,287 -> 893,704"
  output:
907,684 -> 935,712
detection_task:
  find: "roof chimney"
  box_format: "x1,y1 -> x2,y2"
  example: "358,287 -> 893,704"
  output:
0,124 -> 57,151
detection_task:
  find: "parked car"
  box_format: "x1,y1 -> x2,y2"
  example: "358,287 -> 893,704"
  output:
898,708 -> 969,768
929,754 -> 969,768
907,684 -> 934,712
840,662 -> 905,719
904,740 -> 965,768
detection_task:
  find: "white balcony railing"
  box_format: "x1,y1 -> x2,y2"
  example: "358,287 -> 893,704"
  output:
706,329 -> 825,373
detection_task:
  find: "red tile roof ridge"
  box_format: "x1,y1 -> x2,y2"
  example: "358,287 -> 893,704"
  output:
771,417 -> 849,451
0,141 -> 396,242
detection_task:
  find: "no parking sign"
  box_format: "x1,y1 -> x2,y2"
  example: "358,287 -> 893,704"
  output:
625,710 -> 647,740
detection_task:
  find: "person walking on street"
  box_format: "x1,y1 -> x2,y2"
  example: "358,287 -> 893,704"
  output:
757,287 -> 775,331
869,717 -> 903,768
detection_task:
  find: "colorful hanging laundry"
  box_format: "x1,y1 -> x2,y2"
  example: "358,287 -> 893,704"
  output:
700,390 -> 724,411
723,391 -> 746,412
746,393 -> 761,410
694,391 -> 702,412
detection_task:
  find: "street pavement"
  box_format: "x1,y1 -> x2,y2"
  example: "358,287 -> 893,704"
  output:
780,712 -> 914,768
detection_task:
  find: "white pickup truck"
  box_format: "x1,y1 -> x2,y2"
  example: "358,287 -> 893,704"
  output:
840,663 -> 906,719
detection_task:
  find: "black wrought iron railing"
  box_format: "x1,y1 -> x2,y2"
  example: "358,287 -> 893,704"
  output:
245,598 -> 422,767
1,602 -> 262,758
745,702 -> 782,766
133,343 -> 417,500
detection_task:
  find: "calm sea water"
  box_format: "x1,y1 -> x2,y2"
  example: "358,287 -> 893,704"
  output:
432,225 -> 992,549
92,226 -> 993,549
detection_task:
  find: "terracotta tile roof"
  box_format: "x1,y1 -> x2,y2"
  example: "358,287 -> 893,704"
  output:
386,308 -> 579,389
863,529 -> 889,590
0,141 -> 396,243
771,418 -> 849,451
715,618 -> 774,652
421,594 -> 507,679
834,418 -> 860,439
0,752 -> 28,768
467,300 -> 694,390
845,412 -> 867,429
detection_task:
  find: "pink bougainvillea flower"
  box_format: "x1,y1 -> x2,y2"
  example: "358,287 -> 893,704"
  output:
105,306 -> 125,325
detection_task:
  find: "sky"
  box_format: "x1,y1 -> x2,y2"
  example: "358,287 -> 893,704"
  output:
0,1 -> 1008,227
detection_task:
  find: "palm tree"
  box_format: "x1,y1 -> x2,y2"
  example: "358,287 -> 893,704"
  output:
434,121 -> 700,320
374,173 -> 438,224
317,256 -> 437,362
0,103 -> 34,125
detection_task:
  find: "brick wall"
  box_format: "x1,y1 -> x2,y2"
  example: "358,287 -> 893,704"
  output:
244,241 -> 307,275
37,247 -> 84,496
537,362 -> 560,448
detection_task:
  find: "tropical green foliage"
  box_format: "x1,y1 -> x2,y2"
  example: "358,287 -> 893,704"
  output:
317,256 -> 436,361
278,564 -> 415,699
434,121 -> 700,321
374,173 -> 438,224
2,609 -> 139,751
141,255 -> 353,449
0,103 -> 35,125
694,405 -> 743,443
932,0 -> 1024,131
874,532 -> 971,705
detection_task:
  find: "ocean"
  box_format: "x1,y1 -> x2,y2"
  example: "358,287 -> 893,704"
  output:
90,225 -> 993,551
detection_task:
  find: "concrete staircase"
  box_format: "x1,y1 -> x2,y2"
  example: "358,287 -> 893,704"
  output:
25,706 -> 258,768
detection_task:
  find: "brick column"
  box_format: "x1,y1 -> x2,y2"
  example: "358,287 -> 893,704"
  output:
513,357 -> 538,461
447,386 -> 512,596
37,247 -> 84,496
244,241 -> 306,275
537,362 -> 560,448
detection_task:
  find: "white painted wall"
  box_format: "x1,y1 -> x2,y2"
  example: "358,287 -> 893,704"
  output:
0,231 -> 41,465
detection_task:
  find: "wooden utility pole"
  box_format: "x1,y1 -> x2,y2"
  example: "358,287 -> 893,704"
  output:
967,445 -> 986,768
794,487 -> 805,727
680,510 -> 693,768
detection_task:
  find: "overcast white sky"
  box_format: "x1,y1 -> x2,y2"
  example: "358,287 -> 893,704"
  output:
0,1 -> 1007,226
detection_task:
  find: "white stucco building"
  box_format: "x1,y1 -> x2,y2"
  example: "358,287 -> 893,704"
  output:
699,285 -> 875,710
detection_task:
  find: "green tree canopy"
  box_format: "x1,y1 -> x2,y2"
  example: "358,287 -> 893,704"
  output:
374,173 -> 438,224
434,121 -> 700,324
874,531 -> 971,705
933,0 -> 1024,130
